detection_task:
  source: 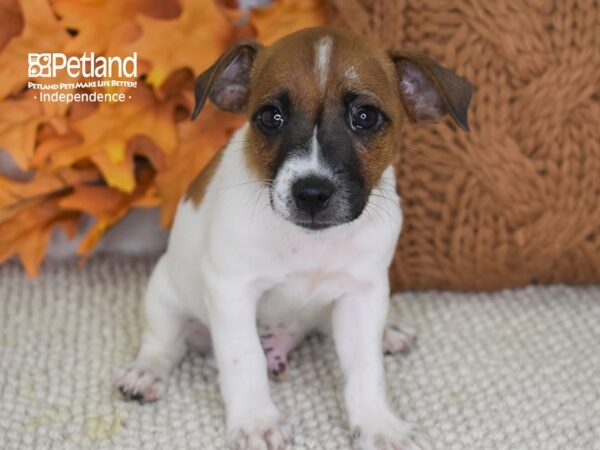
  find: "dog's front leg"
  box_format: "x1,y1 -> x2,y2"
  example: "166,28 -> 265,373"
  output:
208,279 -> 290,450
332,277 -> 432,450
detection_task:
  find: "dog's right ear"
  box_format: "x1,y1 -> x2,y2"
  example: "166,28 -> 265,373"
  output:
192,40 -> 263,120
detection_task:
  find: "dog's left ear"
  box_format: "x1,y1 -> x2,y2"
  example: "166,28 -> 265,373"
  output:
192,40 -> 263,120
389,50 -> 473,131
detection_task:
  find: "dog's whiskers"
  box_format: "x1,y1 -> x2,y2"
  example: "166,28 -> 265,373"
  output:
365,199 -> 399,228
249,183 -> 270,225
206,179 -> 273,193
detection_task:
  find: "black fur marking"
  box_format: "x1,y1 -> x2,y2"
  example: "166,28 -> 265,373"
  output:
318,104 -> 368,221
262,93 -> 371,229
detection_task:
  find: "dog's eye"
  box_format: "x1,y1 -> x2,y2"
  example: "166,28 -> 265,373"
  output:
256,105 -> 285,134
350,106 -> 383,132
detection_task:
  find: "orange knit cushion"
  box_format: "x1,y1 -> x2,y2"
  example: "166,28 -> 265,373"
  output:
328,0 -> 600,290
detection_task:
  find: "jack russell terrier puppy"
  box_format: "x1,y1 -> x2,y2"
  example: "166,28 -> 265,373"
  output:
116,27 -> 472,450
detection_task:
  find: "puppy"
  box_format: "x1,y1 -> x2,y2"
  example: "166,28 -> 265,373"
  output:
116,27 -> 472,450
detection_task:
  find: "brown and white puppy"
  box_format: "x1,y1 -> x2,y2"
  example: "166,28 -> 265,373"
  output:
116,27 -> 472,450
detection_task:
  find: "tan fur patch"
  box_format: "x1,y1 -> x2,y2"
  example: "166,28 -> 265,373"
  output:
185,149 -> 225,206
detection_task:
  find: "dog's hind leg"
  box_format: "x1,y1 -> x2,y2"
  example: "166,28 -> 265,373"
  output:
258,324 -> 307,381
257,291 -> 330,381
115,257 -> 188,402
184,318 -> 212,355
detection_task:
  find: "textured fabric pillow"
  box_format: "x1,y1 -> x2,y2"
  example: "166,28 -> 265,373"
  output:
328,0 -> 600,291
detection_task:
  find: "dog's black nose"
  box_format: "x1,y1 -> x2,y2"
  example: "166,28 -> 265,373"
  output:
292,176 -> 335,214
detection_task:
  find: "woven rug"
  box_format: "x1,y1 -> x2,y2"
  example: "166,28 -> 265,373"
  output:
0,258 -> 598,450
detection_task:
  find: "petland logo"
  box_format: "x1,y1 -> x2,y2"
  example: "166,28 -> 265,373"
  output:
27,52 -> 138,104
28,52 -> 138,78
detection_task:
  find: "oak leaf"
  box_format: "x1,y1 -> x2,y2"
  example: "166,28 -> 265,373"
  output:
0,196 -> 78,276
53,0 -> 181,55
0,96 -> 44,169
0,166 -> 100,209
0,0 -> 70,100
47,86 -> 176,192
250,0 -> 327,45
0,0 -> 23,53
123,0 -> 240,88
65,164 -> 157,254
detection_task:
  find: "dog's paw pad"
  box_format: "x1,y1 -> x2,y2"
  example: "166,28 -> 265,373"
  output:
260,331 -> 293,382
267,354 -> 289,382
231,422 -> 291,450
114,366 -> 165,402
383,324 -> 417,355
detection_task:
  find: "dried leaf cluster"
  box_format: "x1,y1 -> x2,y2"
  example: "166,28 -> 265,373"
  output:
0,0 -> 325,275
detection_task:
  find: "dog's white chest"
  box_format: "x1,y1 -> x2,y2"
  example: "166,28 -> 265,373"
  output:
166,127 -> 402,321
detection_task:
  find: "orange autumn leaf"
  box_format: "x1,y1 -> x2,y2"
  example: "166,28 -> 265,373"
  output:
0,196 -> 77,276
53,0 -> 142,55
53,0 -> 181,55
124,0 -> 239,87
0,0 -> 77,119
53,212 -> 80,240
59,184 -> 128,255
0,164 -> 96,274
90,150 -> 136,193
250,0 -> 327,45
0,0 -> 70,100
0,166 -> 100,210
0,95 -> 44,170
0,0 -> 24,53
71,164 -> 156,254
88,135 -> 166,196
59,184 -> 128,217
127,134 -> 167,171
15,213 -> 54,275
30,128 -> 83,169
48,86 -> 177,192
30,101 -> 100,170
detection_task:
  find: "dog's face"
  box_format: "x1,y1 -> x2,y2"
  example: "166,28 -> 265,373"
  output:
192,28 -> 472,230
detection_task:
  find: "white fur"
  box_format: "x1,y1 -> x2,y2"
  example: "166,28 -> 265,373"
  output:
315,36 -> 333,93
116,124 -> 432,449
345,66 -> 359,82
271,127 -> 332,220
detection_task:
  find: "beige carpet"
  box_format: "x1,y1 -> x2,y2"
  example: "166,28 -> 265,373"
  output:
0,258 -> 598,450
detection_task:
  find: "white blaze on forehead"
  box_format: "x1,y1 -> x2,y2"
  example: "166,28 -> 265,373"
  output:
315,36 -> 333,93
285,127 -> 328,178
309,127 -> 320,167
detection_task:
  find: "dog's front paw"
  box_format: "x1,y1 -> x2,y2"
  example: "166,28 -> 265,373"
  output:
352,413 -> 432,450
230,415 -> 292,450
114,365 -> 166,403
